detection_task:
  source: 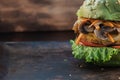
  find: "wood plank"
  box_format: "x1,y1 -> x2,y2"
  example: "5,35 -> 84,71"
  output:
1,41 -> 120,80
0,0 -> 84,32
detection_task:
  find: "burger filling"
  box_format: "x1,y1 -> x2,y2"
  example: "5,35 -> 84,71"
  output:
73,18 -> 120,48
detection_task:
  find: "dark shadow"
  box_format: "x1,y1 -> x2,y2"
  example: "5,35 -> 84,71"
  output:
0,44 -> 9,80
0,31 -> 75,41
29,0 -> 51,5
0,20 -> 15,32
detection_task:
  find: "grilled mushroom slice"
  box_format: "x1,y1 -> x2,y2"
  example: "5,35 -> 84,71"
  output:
94,29 -> 108,40
79,22 -> 95,34
100,25 -> 116,32
117,28 -> 120,32
94,25 -> 117,41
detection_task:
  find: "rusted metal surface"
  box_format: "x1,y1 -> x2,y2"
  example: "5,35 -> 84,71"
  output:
0,41 -> 120,80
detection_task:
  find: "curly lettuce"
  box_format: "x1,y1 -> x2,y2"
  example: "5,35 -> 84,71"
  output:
70,40 -> 120,65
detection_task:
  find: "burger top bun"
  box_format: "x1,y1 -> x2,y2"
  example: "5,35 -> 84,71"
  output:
77,0 -> 120,21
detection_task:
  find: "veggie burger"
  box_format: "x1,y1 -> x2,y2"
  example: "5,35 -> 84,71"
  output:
71,0 -> 120,66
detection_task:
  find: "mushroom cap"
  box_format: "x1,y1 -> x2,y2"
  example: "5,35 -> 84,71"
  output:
77,0 -> 120,21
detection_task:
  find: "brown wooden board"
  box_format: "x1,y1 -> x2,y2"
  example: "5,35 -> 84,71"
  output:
0,31 -> 75,41
0,0 -> 84,32
0,41 -> 120,80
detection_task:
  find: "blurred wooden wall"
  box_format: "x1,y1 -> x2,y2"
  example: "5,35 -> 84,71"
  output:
0,0 -> 84,32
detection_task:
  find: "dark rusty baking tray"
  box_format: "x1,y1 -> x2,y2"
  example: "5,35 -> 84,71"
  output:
0,31 -> 120,80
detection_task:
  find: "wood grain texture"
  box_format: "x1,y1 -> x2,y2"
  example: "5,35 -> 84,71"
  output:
1,41 -> 120,80
0,0 -> 84,32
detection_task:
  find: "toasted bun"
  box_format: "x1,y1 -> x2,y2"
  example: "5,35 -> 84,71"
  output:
77,0 -> 120,21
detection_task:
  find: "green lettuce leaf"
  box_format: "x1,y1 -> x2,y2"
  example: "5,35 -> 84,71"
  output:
70,40 -> 120,63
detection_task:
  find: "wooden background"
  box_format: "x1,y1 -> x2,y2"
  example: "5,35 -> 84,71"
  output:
0,0 -> 84,32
